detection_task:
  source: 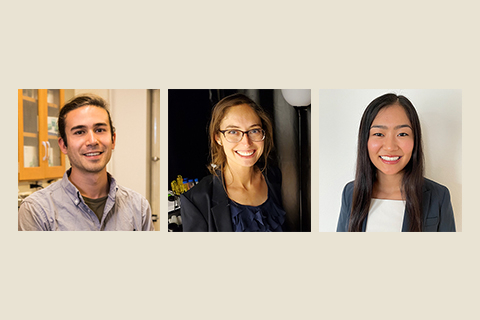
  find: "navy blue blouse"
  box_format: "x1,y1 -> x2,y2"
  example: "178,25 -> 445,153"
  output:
229,194 -> 286,232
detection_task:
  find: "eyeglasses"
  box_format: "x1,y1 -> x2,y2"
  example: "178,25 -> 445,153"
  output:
219,128 -> 266,143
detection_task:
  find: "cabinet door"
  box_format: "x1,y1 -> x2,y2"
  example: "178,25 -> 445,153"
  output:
43,89 -> 65,179
18,89 -> 44,180
18,89 -> 65,181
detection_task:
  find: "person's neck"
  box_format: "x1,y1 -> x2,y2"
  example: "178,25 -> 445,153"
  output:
373,171 -> 404,200
223,164 -> 259,190
68,168 -> 109,199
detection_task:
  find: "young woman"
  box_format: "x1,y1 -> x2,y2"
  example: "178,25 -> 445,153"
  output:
337,93 -> 456,232
180,93 -> 286,232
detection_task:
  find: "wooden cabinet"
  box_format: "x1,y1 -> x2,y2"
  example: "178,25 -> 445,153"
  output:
18,89 -> 66,181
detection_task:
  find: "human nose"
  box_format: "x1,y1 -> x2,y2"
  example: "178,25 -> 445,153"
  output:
383,134 -> 398,151
86,130 -> 99,146
239,131 -> 252,146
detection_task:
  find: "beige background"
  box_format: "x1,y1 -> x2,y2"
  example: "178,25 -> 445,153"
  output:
2,1 -> 478,320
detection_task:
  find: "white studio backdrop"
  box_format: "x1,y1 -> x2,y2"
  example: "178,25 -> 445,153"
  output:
318,89 -> 462,232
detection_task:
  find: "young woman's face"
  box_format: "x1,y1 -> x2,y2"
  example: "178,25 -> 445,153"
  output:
215,104 -> 265,171
367,104 -> 414,178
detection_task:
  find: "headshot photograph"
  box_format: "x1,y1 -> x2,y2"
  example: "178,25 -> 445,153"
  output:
168,89 -> 311,232
318,89 -> 462,232
18,89 -> 160,231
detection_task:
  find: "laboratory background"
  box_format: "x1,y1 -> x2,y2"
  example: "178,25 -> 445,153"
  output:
17,89 -> 161,231
168,89 -> 312,232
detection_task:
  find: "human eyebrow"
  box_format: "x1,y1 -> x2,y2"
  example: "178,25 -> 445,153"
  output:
225,124 -> 261,128
93,123 -> 108,129
370,124 -> 412,130
70,125 -> 87,132
70,123 -> 108,132
223,124 -> 262,130
370,125 -> 388,130
394,124 -> 412,130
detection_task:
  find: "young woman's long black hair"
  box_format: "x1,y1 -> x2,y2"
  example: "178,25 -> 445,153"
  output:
349,93 -> 425,232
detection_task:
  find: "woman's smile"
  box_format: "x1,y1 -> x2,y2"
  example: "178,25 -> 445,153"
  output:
379,155 -> 402,164
235,149 -> 256,157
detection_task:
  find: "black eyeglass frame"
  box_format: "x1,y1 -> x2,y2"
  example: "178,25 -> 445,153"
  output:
218,128 -> 266,143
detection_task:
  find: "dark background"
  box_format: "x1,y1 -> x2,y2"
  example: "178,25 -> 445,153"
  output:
168,89 -> 311,231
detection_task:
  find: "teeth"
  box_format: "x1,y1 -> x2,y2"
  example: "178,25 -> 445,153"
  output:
85,152 -> 101,156
381,156 -> 400,161
236,150 -> 254,156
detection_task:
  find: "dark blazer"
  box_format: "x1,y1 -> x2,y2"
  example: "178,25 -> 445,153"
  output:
180,168 -> 284,232
337,178 -> 456,232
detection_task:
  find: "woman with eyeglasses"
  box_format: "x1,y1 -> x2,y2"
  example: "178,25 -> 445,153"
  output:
180,93 -> 286,232
337,93 -> 456,232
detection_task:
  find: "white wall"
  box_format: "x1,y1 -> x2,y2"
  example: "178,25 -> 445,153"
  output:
109,90 -> 148,198
319,89 -> 462,231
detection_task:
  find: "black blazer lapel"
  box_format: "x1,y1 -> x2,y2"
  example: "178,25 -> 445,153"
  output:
401,182 -> 431,232
211,175 -> 233,232
421,183 -> 432,230
401,210 -> 409,232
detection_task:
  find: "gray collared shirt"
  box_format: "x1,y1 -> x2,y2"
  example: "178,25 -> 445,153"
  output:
18,169 -> 154,231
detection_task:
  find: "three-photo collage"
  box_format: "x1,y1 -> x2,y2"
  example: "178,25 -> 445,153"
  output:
17,89 -> 462,232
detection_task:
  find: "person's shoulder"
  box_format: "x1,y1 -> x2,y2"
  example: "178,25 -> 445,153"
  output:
197,174 -> 215,186
19,179 -> 64,230
343,181 -> 355,195
423,178 -> 450,193
114,184 -> 151,219
182,174 -> 215,201
116,184 -> 148,202
423,178 -> 451,198
22,179 -> 63,206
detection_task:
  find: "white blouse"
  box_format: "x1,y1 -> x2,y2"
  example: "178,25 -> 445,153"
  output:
365,199 -> 406,232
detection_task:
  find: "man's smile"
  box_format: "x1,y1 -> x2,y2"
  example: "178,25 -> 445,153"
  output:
83,151 -> 104,159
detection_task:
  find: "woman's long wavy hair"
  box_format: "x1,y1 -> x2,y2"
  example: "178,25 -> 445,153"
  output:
208,93 -> 274,176
349,93 -> 425,232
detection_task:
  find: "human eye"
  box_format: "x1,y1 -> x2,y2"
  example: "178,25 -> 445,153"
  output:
398,132 -> 409,137
95,127 -> 107,133
73,130 -> 84,135
227,130 -> 239,135
249,128 -> 260,134
372,132 -> 384,137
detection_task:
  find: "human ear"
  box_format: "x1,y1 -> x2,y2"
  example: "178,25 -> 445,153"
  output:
111,132 -> 116,150
58,138 -> 68,155
215,134 -> 222,146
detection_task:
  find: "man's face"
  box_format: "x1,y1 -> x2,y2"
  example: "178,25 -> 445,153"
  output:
58,105 -> 116,175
